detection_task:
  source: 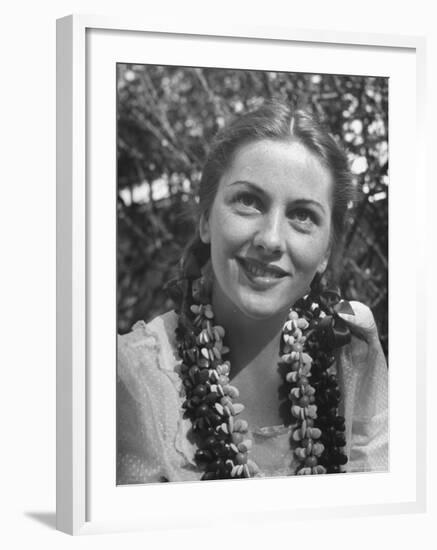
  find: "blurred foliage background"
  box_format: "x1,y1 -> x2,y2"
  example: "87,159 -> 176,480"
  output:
117,65 -> 388,357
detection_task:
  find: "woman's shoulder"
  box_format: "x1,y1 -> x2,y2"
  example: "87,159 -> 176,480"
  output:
118,309 -> 178,353
117,310 -> 180,381
117,310 -> 198,479
119,309 -> 177,345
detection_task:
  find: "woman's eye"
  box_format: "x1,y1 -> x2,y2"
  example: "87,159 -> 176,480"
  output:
235,192 -> 261,210
289,208 -> 316,226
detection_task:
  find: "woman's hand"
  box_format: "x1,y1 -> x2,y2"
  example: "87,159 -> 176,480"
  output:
337,300 -> 380,347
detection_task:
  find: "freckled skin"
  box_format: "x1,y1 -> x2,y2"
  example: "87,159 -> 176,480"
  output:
200,139 -> 333,322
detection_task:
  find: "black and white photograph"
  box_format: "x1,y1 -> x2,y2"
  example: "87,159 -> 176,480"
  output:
2,0 -> 434,543
116,65 -> 389,485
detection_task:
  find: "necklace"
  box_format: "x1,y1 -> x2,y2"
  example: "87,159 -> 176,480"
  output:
168,270 -> 352,480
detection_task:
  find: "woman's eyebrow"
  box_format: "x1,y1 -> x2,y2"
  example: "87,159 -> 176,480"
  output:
229,180 -> 269,199
292,198 -> 327,215
229,180 -> 263,190
229,180 -> 326,214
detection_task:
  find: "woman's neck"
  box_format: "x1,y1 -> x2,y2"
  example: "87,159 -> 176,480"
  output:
211,285 -> 286,380
211,286 -> 287,427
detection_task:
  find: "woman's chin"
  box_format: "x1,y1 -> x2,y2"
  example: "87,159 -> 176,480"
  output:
237,298 -> 290,322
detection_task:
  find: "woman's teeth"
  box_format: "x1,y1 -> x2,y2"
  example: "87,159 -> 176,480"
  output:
244,261 -> 283,278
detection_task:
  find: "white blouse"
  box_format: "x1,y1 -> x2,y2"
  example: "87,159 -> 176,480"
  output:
117,310 -> 388,484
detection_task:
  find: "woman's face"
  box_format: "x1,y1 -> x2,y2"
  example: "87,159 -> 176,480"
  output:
200,139 -> 333,321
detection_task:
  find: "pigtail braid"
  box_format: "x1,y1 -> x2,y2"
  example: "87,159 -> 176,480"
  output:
165,231 -> 211,316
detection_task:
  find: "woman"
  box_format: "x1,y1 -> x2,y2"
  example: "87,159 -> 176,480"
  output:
117,101 -> 388,484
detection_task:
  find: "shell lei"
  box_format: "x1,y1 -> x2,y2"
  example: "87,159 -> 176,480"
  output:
175,278 -> 348,480
282,311 -> 327,475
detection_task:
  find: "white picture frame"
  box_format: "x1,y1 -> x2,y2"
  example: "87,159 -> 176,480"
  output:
56,14 -> 427,535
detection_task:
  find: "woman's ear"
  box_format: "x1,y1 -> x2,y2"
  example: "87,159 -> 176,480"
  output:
317,245 -> 331,274
199,212 -> 211,244
317,257 -> 329,274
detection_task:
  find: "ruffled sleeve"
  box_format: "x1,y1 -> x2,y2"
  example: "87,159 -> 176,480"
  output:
117,312 -> 200,484
337,336 -> 389,473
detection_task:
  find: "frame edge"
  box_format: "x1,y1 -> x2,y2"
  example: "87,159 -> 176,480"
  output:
56,14 -> 87,535
56,15 -> 427,533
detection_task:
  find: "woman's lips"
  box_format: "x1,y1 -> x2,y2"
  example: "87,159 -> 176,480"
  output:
236,257 -> 290,286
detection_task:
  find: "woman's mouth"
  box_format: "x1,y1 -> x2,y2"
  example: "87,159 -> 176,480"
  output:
237,257 -> 289,286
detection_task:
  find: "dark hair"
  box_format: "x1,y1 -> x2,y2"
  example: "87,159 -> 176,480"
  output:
181,100 -> 354,279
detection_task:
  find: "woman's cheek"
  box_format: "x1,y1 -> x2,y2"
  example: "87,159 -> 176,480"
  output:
287,231 -> 329,274
212,209 -> 253,249
208,213 -> 240,269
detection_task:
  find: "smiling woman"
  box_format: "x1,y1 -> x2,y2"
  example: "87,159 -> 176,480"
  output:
200,140 -> 333,322
117,100 -> 388,484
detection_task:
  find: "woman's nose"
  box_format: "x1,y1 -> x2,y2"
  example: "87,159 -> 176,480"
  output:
253,211 -> 285,255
